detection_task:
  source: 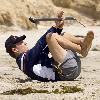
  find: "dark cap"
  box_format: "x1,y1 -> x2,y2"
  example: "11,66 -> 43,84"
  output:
5,35 -> 26,53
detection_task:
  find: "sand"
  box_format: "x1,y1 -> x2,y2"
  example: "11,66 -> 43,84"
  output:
0,25 -> 100,100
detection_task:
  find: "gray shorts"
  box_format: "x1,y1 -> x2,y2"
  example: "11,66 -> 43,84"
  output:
59,50 -> 81,81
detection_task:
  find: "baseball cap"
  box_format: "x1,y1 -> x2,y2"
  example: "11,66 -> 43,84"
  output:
5,35 -> 26,53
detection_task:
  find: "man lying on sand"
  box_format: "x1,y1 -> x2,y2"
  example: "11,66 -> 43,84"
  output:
5,11 -> 94,82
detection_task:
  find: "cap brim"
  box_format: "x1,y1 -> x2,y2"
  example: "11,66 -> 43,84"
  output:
14,35 -> 26,44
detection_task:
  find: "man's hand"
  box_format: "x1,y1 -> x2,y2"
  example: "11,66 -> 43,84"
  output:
55,11 -> 64,29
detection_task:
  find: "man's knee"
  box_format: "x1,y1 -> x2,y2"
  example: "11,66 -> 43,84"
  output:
46,33 -> 58,42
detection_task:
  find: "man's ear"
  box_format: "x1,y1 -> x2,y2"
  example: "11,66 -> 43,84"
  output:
12,48 -> 18,53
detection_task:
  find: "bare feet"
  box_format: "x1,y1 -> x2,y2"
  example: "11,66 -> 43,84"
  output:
81,31 -> 94,57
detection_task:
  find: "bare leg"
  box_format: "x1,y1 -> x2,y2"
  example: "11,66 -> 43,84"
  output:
46,33 -> 82,63
46,31 -> 94,63
61,32 -> 84,45
46,33 -> 67,63
61,32 -> 94,57
48,33 -> 82,53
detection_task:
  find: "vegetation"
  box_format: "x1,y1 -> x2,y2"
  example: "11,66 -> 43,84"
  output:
1,86 -> 83,95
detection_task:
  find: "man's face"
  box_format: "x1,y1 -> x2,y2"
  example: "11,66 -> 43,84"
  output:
15,40 -> 29,54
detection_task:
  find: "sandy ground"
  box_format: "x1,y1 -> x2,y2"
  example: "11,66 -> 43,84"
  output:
0,25 -> 100,100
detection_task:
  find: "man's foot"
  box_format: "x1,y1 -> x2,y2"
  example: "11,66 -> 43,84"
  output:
81,31 -> 94,57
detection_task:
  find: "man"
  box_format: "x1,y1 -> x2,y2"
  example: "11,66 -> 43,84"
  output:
5,11 -> 94,82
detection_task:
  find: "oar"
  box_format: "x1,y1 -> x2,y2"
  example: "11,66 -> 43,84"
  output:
29,17 -> 75,23
29,17 -> 86,27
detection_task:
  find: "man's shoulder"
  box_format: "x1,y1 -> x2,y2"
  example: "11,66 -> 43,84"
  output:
16,53 -> 28,71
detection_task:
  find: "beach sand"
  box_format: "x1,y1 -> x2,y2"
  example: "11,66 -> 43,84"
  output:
0,25 -> 100,100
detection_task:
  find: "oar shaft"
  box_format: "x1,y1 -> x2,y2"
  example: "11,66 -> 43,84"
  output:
29,17 -> 76,23
29,17 -> 86,27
